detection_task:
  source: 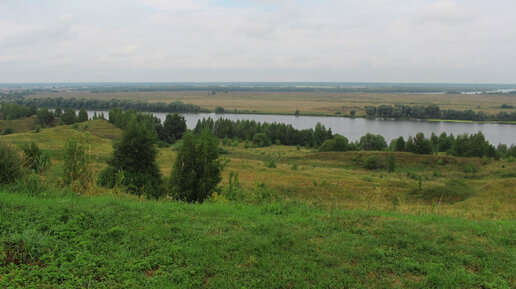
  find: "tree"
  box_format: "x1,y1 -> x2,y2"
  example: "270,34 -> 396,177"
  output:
54,106 -> 63,117
319,134 -> 349,152
413,132 -> 433,154
62,108 -> 77,125
161,113 -> 186,143
77,107 -> 88,122
359,133 -> 387,151
169,130 -> 223,202
36,107 -> 54,126
99,117 -> 162,198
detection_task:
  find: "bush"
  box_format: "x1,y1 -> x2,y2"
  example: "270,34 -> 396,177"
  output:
0,141 -> 23,184
21,142 -> 50,173
463,163 -> 478,174
3,127 -> 14,135
319,134 -> 349,152
364,155 -> 381,170
387,153 -> 396,172
265,160 -> 277,168
62,138 -> 92,192
253,133 -> 271,147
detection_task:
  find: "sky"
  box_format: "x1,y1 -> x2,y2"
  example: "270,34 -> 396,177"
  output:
0,0 -> 515,83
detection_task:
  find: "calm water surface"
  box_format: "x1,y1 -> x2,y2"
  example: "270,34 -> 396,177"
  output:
87,111 -> 516,145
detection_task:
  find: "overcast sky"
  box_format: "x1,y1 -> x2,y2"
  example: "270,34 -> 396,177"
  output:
0,0 -> 515,83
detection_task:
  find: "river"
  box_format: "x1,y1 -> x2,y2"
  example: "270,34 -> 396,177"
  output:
87,111 -> 516,145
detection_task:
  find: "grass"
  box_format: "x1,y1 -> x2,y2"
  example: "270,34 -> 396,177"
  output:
1,121 -> 515,287
1,121 -> 515,220
1,191 -> 514,288
29,90 -> 516,116
0,116 -> 37,134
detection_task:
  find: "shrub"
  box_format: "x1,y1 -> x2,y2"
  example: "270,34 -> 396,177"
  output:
364,155 -> 381,170
21,142 -> 50,173
223,170 -> 241,201
265,160 -> 277,168
319,134 -> 349,152
463,163 -> 478,174
0,141 -> 23,184
387,153 -> 396,172
169,130 -> 223,202
62,138 -> 92,192
3,127 -> 14,135
253,133 -> 271,147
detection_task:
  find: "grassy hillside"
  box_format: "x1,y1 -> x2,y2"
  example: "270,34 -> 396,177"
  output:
1,120 -> 515,220
1,191 -> 514,288
0,116 -> 37,134
1,120 -> 515,288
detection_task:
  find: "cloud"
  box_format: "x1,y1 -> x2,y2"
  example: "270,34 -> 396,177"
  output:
0,0 -> 514,83
415,1 -> 477,25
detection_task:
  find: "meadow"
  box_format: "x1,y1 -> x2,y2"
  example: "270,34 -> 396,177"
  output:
29,90 -> 516,116
1,119 -> 515,287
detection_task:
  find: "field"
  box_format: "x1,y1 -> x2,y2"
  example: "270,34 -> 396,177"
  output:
29,90 -> 516,116
1,120 -> 515,287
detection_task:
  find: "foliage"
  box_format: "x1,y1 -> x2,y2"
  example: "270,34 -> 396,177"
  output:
169,130 -> 223,202
364,155 -> 381,170
359,133 -> 387,151
194,117 -> 332,148
77,107 -> 88,122
61,108 -> 77,125
62,138 -> 91,191
0,141 -> 23,184
99,118 -> 162,198
253,133 -> 271,147
160,113 -> 186,143
365,103 -> 516,121
20,97 -> 202,113
319,134 -> 349,152
21,142 -> 50,173
387,153 -> 396,172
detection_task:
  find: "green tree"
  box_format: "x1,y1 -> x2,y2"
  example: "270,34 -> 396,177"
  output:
62,108 -> 77,125
54,106 -> 63,117
161,113 -> 186,143
99,118 -> 162,198
252,133 -> 271,147
359,133 -> 387,151
36,107 -> 54,126
319,134 -> 349,152
413,132 -> 433,154
169,130 -> 223,202
77,107 -> 88,122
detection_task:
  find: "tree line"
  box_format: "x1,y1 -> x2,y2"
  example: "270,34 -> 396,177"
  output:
5,97 -> 204,113
365,104 -> 516,121
193,117 -> 333,147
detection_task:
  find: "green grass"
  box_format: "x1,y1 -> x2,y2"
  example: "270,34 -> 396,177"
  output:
0,116 -> 36,134
1,190 -> 515,288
